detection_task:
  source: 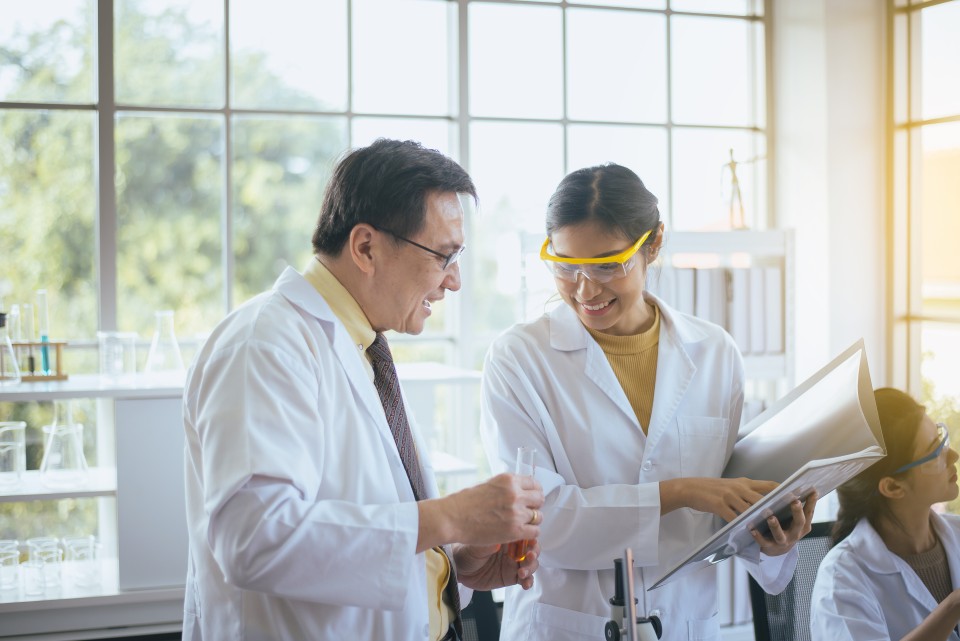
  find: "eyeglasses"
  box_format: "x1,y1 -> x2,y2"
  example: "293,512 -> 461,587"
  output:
892,423 -> 952,475
540,228 -> 653,284
372,225 -> 465,270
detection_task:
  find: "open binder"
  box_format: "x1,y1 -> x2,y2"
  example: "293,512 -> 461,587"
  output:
649,339 -> 885,590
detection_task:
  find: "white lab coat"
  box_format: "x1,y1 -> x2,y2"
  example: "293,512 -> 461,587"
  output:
182,267 -> 462,641
810,512 -> 960,641
480,294 -> 796,641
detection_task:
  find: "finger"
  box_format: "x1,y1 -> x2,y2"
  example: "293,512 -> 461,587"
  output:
786,499 -> 806,532
749,480 -> 780,494
802,492 -> 819,520
766,515 -> 787,543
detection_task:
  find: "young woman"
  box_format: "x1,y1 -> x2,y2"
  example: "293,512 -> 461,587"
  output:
480,163 -> 815,641
811,387 -> 960,640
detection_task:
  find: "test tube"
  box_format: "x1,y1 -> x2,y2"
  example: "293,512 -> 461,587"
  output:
21,303 -> 34,374
37,290 -> 50,375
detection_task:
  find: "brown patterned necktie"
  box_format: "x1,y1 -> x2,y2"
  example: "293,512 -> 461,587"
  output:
368,333 -> 462,637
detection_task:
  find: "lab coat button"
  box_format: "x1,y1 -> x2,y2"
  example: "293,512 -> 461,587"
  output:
642,460 -> 653,471
650,608 -> 662,618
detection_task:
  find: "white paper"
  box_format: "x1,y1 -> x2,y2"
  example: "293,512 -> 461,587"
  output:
649,340 -> 884,590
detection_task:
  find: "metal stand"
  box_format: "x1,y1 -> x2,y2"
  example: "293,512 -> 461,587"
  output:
604,548 -> 662,641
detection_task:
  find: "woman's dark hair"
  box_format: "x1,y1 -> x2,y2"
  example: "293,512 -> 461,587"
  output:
831,387 -> 927,545
545,163 -> 661,250
312,138 -> 477,256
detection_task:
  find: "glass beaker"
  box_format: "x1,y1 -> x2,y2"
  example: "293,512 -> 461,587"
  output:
98,331 -> 138,385
63,535 -> 99,587
0,312 -> 21,386
0,421 -> 27,489
507,446 -> 538,562
39,400 -> 89,488
144,310 -> 185,377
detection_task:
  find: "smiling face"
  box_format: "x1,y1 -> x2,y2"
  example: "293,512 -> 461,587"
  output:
373,191 -> 464,335
549,220 -> 658,336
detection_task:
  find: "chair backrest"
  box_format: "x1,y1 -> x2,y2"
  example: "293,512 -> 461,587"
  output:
461,590 -> 502,641
749,520 -> 835,641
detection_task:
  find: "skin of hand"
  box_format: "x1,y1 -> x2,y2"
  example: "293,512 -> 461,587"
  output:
660,476 -> 778,521
748,491 -> 818,556
453,540 -> 541,591
416,473 -> 544,553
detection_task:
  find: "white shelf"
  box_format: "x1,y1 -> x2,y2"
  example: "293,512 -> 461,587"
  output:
0,373 -> 185,402
0,468 -> 117,503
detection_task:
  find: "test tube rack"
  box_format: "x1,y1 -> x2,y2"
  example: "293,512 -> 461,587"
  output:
11,341 -> 69,382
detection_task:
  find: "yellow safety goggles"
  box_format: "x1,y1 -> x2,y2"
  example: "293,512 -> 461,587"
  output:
540,228 -> 652,283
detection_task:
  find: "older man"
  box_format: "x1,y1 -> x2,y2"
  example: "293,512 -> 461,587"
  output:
183,139 -> 544,640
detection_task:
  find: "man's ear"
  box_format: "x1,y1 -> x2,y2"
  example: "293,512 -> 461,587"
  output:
646,222 -> 665,262
877,476 -> 907,500
348,224 -> 377,275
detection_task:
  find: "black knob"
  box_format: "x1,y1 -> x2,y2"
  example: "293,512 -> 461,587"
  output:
604,620 -> 621,641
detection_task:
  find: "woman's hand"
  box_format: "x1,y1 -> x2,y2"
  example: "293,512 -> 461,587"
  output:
749,491 -> 818,556
661,476 -> 777,521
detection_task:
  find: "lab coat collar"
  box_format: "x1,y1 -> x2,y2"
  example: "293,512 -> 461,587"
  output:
546,292 -> 701,437
271,266 -> 432,503
853,513 -> 960,598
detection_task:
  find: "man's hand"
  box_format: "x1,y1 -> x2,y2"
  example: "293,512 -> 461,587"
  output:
453,540 -> 540,591
417,473 -> 544,552
749,491 -> 818,556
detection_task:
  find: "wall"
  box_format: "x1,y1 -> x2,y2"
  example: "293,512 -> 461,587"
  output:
771,0 -> 888,384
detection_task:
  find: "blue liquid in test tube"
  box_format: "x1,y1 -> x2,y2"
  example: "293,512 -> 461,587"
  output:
37,289 -> 50,375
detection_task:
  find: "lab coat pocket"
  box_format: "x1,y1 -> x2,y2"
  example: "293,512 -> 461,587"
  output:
532,602 -> 610,641
678,416 -> 728,478
685,609 -> 721,640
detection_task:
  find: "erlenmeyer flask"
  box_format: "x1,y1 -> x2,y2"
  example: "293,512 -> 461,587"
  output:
39,400 -> 89,488
0,312 -> 21,386
144,310 -> 185,378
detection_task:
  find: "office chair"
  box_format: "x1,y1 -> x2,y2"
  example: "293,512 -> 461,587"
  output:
461,590 -> 501,641
749,520 -> 835,641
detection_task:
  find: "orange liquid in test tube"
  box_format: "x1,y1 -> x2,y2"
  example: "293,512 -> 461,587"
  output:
507,446 -> 537,562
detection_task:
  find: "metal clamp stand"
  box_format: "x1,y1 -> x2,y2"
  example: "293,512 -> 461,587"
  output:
604,549 -> 662,641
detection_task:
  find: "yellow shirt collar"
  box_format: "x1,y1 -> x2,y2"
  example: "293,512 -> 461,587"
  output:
302,256 -> 377,354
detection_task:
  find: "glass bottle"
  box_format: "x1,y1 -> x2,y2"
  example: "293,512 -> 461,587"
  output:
0,312 -> 21,386
39,399 -> 89,488
145,310 -> 185,378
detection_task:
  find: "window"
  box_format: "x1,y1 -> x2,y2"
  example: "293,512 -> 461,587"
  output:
1,0 -> 767,481
890,0 -> 960,512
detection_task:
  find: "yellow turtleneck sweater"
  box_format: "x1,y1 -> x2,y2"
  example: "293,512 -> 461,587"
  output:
586,305 -> 660,433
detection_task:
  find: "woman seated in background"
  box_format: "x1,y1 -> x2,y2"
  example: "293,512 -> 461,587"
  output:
811,387 -> 960,640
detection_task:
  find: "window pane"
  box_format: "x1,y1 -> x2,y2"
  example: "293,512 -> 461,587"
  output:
920,122 -> 960,316
0,110 -> 97,350
671,15 -> 759,127
115,0 -> 224,108
670,0 -> 762,16
566,124 -> 670,218
230,0 -> 347,111
232,116 -> 347,305
0,0 -> 95,104
469,121 -> 564,360
920,323 -> 960,423
351,118 -> 454,156
115,114 -> 224,337
573,0 -> 665,9
567,9 -> 666,123
470,3 -> 563,119
672,128 -> 765,230
352,0 -> 453,116
920,2 -> 960,121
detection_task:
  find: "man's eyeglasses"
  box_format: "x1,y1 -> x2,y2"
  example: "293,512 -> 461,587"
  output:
892,423 -> 952,475
373,225 -> 465,270
540,228 -> 653,284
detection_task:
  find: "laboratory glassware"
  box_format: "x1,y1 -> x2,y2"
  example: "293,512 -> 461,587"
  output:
26,537 -> 62,591
0,312 -> 21,386
0,421 -> 26,489
98,331 -> 138,384
37,289 -> 50,375
39,400 -> 89,488
21,302 -> 35,375
0,547 -> 18,591
144,310 -> 185,377
507,446 -> 537,562
63,535 -> 99,587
